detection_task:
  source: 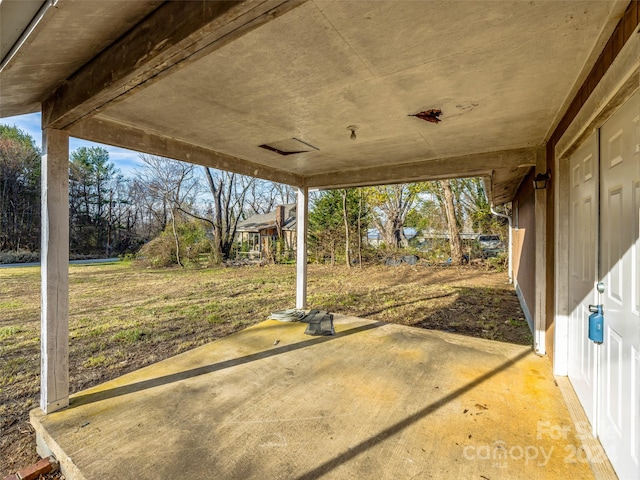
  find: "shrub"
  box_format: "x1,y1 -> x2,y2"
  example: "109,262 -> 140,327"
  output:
136,220 -> 212,268
0,250 -> 40,264
137,231 -> 175,267
486,252 -> 508,271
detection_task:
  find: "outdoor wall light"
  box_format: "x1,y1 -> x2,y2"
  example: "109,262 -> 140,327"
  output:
533,170 -> 551,190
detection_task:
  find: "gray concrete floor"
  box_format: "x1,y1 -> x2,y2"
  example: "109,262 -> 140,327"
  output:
32,316 -> 596,479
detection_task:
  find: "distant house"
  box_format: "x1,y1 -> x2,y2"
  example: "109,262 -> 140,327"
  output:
235,204 -> 297,258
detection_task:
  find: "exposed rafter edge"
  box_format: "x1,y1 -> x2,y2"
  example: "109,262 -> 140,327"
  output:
507,170 -> 531,204
42,0 -> 308,130
304,147 -> 542,191
67,117 -> 304,187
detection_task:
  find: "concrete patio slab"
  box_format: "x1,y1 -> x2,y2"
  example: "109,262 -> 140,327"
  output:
31,316 -> 595,479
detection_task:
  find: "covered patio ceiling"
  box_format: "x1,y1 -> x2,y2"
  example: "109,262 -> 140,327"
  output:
0,0 -> 628,205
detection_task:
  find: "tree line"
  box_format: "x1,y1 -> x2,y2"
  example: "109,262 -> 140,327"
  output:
307,179 -> 506,267
0,125 -> 297,262
0,124 -> 507,265
0,125 -> 40,252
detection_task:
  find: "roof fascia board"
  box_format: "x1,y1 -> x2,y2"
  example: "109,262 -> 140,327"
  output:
42,0 -> 307,130
68,116 -> 304,187
0,0 -> 54,72
304,147 -> 541,190
483,177 -> 494,206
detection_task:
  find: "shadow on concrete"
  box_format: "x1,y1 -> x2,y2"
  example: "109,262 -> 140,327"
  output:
315,283 -> 530,346
71,321 -> 387,407
358,291 -> 456,318
295,347 -> 533,480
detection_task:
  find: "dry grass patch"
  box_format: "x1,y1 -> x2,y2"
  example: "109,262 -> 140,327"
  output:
0,261 -> 529,476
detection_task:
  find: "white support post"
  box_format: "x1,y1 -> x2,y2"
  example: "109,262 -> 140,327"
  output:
296,186 -> 308,310
534,152 -> 547,355
40,128 -> 70,413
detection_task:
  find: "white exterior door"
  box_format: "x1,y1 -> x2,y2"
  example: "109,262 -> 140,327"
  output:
598,89 -> 640,479
568,133 -> 599,429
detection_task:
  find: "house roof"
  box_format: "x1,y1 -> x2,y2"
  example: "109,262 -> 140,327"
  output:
236,204 -> 297,233
0,0 -> 629,205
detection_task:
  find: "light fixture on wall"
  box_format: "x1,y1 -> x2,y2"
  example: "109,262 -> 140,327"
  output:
533,170 -> 551,190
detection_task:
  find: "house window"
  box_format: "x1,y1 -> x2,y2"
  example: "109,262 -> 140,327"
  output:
249,233 -> 259,251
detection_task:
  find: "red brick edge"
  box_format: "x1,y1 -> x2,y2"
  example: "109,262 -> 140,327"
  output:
2,456 -> 58,480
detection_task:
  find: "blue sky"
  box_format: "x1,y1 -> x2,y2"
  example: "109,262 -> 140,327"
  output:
1,112 -> 144,177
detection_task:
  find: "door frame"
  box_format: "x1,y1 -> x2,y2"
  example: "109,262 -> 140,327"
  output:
565,132 -> 601,433
554,33 -> 639,377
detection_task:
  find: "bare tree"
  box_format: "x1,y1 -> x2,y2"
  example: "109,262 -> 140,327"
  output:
366,184 -> 420,248
246,179 -> 296,215
137,155 -> 199,267
128,178 -> 168,238
440,179 -> 464,264
203,168 -> 253,262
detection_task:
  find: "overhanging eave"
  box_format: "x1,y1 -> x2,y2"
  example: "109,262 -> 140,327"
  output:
304,147 -> 543,205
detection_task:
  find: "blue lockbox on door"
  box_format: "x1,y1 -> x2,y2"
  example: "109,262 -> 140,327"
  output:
588,305 -> 604,344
